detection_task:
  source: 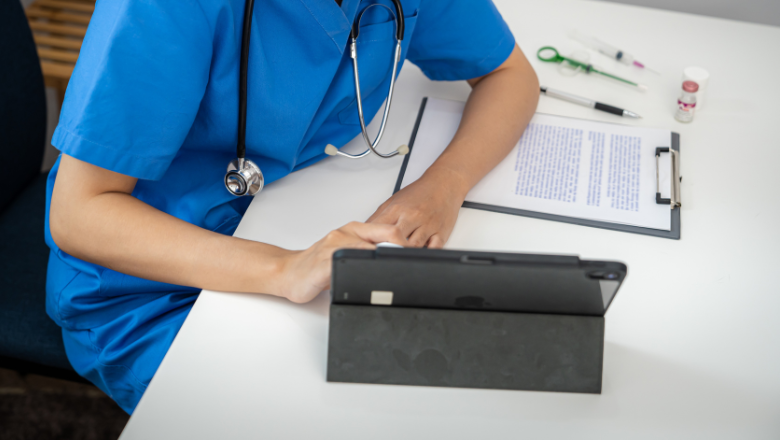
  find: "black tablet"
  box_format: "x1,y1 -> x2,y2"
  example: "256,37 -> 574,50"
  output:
331,248 -> 626,317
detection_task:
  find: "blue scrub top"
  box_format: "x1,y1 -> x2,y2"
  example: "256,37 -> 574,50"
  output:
45,0 -> 515,413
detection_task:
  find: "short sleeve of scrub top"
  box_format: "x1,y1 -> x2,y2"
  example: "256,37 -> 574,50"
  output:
52,1 -> 212,180
44,0 -> 515,414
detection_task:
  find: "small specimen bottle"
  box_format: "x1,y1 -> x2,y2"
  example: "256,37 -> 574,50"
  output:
674,81 -> 699,123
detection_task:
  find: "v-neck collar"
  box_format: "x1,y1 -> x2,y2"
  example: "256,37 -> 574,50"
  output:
297,0 -> 361,53
339,0 -> 361,20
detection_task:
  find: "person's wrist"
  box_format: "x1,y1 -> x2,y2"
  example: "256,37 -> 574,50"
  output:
249,243 -> 295,298
272,250 -> 300,299
422,163 -> 472,201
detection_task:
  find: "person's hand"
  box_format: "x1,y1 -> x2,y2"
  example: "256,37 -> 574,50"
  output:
276,222 -> 406,303
367,168 -> 467,248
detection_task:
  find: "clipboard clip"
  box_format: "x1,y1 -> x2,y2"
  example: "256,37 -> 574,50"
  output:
655,147 -> 681,209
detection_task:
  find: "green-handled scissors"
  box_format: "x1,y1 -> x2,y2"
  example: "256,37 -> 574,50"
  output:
537,46 -> 647,91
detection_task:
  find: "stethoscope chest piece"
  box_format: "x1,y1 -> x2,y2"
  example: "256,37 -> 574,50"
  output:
225,158 -> 264,196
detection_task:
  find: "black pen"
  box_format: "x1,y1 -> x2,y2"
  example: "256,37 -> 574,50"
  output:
540,86 -> 641,118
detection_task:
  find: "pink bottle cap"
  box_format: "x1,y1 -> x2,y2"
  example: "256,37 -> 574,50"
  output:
682,81 -> 699,93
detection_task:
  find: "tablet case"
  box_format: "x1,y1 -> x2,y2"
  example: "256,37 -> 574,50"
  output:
331,248 -> 626,316
327,249 -> 614,394
327,304 -> 604,394
394,98 -> 681,240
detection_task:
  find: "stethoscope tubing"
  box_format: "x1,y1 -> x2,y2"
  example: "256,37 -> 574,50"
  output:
335,39 -> 403,159
227,0 -> 406,196
236,0 -> 256,161
333,2 -> 405,159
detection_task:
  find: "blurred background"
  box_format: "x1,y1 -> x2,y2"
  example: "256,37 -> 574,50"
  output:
17,0 -> 780,174
600,0 -> 779,26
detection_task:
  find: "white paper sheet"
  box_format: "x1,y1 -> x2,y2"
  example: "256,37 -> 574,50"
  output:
400,98 -> 673,231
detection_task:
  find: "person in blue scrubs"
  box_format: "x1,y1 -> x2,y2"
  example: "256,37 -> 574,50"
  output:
47,0 -> 539,413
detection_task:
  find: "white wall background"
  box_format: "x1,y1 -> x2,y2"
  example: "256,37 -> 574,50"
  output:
21,0 -> 778,171
596,0 -> 780,27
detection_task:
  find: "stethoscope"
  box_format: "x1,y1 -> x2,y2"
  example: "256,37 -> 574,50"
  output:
225,0 -> 408,197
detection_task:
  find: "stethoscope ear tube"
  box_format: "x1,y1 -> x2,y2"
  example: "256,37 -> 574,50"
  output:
351,0 -> 405,41
330,39 -> 406,160
333,2 -> 407,160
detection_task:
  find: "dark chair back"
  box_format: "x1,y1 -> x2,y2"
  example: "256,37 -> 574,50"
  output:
0,0 -> 84,381
0,0 -> 47,212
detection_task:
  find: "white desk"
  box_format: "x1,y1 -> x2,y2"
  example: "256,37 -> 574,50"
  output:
120,0 -> 780,438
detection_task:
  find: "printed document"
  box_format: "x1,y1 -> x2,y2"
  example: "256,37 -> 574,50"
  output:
399,98 -> 673,231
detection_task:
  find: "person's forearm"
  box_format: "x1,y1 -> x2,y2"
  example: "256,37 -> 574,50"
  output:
423,45 -> 539,196
51,167 -> 289,295
52,155 -> 406,303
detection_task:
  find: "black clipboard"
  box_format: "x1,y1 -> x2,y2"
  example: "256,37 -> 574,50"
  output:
394,98 -> 681,240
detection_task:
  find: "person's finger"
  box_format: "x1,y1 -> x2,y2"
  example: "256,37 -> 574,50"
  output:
408,227 -> 434,248
393,215 -> 420,238
427,234 -> 445,249
367,210 -> 397,226
321,228 -> 376,253
343,222 -> 407,246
